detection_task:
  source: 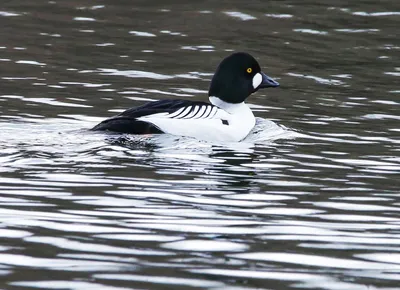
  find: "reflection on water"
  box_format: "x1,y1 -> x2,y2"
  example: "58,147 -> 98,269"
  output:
0,0 -> 400,289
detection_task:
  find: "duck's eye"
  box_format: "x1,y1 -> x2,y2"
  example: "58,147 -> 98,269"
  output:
246,67 -> 252,74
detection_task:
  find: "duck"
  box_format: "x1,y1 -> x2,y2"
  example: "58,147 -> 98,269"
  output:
92,52 -> 279,142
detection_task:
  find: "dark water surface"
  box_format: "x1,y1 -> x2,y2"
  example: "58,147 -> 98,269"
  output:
1,0 -> 400,289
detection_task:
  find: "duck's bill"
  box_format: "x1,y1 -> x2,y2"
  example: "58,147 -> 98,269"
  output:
259,72 -> 280,88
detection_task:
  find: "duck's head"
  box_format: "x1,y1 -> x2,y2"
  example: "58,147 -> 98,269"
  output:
208,52 -> 279,104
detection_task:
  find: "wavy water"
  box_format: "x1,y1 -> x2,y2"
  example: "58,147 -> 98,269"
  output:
0,1 -> 400,289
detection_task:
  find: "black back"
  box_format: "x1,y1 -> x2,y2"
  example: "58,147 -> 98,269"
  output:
92,99 -> 211,134
118,99 -> 209,118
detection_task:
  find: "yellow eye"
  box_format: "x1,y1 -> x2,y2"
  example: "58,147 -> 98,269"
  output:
247,67 -> 252,73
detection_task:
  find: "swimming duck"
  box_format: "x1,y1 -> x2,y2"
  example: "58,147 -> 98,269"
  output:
92,52 -> 279,142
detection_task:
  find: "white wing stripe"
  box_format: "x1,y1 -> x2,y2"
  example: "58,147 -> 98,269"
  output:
207,107 -> 218,119
203,106 -> 213,118
160,104 -> 220,120
193,105 -> 207,119
175,106 -> 192,119
201,105 -> 215,118
183,105 -> 199,119
168,107 -> 186,118
212,107 -> 218,118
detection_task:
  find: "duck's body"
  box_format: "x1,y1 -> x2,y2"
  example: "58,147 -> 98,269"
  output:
93,97 -> 255,142
92,52 -> 279,142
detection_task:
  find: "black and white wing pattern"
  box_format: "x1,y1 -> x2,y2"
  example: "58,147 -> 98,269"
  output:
144,101 -> 219,120
92,99 -> 221,134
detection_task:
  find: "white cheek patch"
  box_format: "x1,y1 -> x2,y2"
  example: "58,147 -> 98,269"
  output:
252,73 -> 262,89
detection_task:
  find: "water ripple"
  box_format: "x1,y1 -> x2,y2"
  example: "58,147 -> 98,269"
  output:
0,1 -> 399,289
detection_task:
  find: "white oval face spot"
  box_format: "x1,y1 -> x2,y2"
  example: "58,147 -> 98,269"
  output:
252,73 -> 262,89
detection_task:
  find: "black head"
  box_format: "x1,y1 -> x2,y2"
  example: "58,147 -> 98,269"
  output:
208,52 -> 279,104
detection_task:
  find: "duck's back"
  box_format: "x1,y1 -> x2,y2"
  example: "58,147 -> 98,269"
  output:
92,99 -> 216,135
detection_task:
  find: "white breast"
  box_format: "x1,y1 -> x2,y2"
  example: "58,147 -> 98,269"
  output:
138,98 -> 255,142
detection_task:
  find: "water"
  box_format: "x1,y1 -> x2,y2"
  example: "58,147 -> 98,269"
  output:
0,1 -> 399,289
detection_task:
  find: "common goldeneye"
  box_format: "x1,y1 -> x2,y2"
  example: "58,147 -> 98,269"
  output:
92,52 -> 279,142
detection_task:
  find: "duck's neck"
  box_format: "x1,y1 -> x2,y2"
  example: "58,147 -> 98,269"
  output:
209,96 -> 249,114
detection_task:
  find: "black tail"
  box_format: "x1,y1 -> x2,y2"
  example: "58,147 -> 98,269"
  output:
92,118 -> 163,134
